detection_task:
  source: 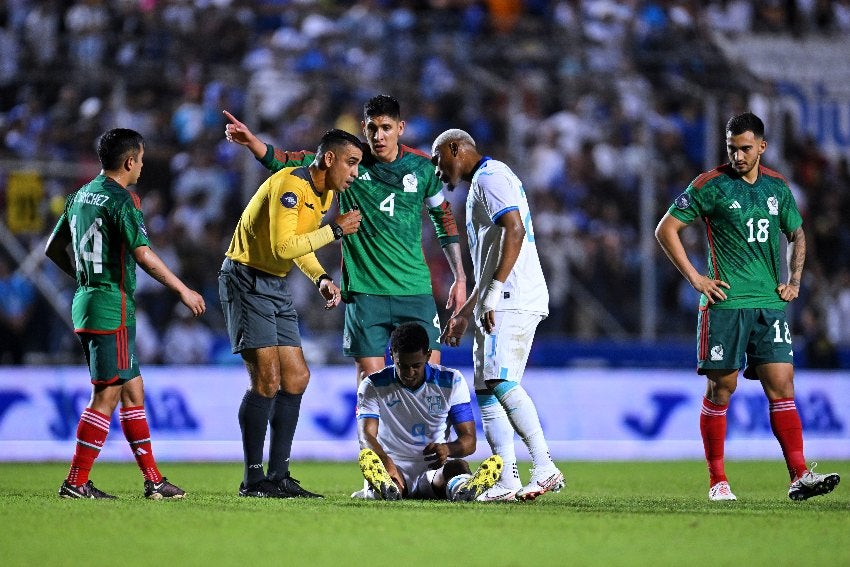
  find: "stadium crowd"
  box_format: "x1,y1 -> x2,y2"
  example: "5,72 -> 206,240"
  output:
1,0 -> 849,366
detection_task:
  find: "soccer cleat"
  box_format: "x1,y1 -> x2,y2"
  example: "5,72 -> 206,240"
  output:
144,477 -> 186,500
238,479 -> 286,498
276,474 -> 323,498
516,465 -> 565,501
788,464 -> 840,501
453,455 -> 504,502
708,481 -> 737,501
476,481 -> 521,502
59,479 -> 117,500
358,448 -> 401,501
350,487 -> 379,500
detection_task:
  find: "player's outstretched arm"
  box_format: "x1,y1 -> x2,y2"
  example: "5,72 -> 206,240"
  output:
442,242 -> 467,314
133,245 -> 206,317
223,110 -> 267,159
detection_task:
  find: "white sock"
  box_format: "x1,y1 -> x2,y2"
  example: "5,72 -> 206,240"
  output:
446,473 -> 472,500
478,393 -> 520,487
492,381 -> 555,471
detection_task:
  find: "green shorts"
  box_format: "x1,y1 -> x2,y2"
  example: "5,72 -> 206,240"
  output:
342,293 -> 441,358
77,325 -> 140,385
697,307 -> 794,378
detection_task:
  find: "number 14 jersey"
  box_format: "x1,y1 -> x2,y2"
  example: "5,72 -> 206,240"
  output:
52,174 -> 151,331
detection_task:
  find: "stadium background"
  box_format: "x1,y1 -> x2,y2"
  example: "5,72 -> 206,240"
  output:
0,0 -> 848,462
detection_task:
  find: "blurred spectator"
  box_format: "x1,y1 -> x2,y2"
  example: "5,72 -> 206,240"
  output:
0,255 -> 37,364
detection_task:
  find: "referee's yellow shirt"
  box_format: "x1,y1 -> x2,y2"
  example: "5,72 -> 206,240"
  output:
225,166 -> 335,282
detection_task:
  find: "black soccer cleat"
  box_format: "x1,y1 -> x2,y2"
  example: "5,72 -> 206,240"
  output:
276,474 -> 323,498
238,479 -> 286,498
59,479 -> 117,500
144,477 -> 186,500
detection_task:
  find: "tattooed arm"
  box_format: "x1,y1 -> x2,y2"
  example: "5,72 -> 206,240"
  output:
778,226 -> 805,302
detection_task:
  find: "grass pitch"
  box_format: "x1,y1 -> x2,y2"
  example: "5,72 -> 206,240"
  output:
1,460 -> 847,566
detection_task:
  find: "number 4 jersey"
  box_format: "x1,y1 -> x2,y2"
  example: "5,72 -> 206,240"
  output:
52,174 -> 151,331
669,163 -> 803,310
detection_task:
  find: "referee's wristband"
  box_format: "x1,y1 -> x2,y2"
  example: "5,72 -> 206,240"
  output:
329,222 -> 344,240
316,273 -> 332,288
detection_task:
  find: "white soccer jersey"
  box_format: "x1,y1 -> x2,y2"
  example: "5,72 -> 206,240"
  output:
466,158 -> 549,318
357,363 -> 472,474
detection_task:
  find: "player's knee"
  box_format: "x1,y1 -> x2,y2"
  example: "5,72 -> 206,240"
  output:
443,459 -> 471,480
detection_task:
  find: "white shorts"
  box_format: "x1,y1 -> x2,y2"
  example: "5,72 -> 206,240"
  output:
394,458 -> 438,499
473,311 -> 544,390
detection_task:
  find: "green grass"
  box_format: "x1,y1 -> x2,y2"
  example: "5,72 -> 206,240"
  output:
1,460 -> 848,566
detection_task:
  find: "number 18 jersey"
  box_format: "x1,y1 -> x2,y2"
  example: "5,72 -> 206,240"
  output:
52,174 -> 151,331
669,163 -> 803,310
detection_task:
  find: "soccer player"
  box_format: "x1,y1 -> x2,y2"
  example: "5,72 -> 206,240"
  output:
432,129 -> 564,502
223,94 -> 467,386
219,129 -> 363,498
45,128 -> 206,499
655,111 -> 841,501
356,322 -> 503,501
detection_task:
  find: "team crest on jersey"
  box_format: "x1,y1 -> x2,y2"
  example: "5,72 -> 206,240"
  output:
710,345 -> 724,361
674,193 -> 691,209
767,196 -> 779,215
426,395 -> 444,415
402,173 -> 418,192
280,192 -> 298,208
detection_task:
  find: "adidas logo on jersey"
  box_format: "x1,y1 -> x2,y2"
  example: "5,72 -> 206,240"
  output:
359,172 -> 371,181
729,201 -> 741,209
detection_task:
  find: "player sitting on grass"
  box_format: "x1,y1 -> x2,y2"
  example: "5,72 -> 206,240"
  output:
355,322 -> 502,501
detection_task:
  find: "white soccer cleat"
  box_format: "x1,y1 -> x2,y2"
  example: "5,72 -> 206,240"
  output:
476,481 -> 522,502
516,466 -> 565,501
788,464 -> 840,501
708,480 -> 737,501
350,486 -> 379,500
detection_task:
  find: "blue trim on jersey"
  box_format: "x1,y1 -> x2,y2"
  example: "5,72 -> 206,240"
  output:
357,413 -> 380,420
470,156 -> 491,178
499,367 -> 509,380
476,393 -> 499,408
424,364 -> 456,389
492,205 -> 519,223
448,402 -> 474,425
492,380 -> 519,399
367,367 -> 395,388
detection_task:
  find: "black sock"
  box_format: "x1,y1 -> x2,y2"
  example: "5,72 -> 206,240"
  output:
267,391 -> 303,481
238,390 -> 273,486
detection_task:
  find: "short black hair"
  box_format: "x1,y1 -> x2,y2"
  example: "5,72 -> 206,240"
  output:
316,128 -> 362,158
97,128 -> 145,170
390,322 -> 430,355
726,112 -> 765,139
364,94 -> 401,120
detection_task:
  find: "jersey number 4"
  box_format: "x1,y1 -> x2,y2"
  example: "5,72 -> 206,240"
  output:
69,215 -> 104,274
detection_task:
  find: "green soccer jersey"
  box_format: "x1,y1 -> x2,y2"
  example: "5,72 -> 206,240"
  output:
52,174 -> 151,331
259,143 -> 459,298
669,163 -> 803,310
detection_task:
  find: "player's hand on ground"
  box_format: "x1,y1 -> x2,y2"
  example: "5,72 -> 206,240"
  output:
180,289 -> 206,317
334,209 -> 362,235
440,315 -> 468,347
777,282 -> 800,302
318,279 -> 342,310
423,442 -> 449,469
222,110 -> 256,146
691,275 -> 730,305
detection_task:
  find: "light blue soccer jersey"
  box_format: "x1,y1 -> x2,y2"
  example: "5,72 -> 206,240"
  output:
356,363 -> 472,464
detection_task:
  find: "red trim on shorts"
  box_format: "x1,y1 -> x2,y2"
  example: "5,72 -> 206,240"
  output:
116,326 -> 130,370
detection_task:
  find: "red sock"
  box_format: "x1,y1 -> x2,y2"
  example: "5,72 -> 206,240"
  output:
700,397 -> 728,486
120,406 -> 162,483
67,408 -> 110,486
769,398 -> 807,481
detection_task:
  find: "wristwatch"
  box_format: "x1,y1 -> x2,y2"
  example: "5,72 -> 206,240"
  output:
330,222 -> 344,240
